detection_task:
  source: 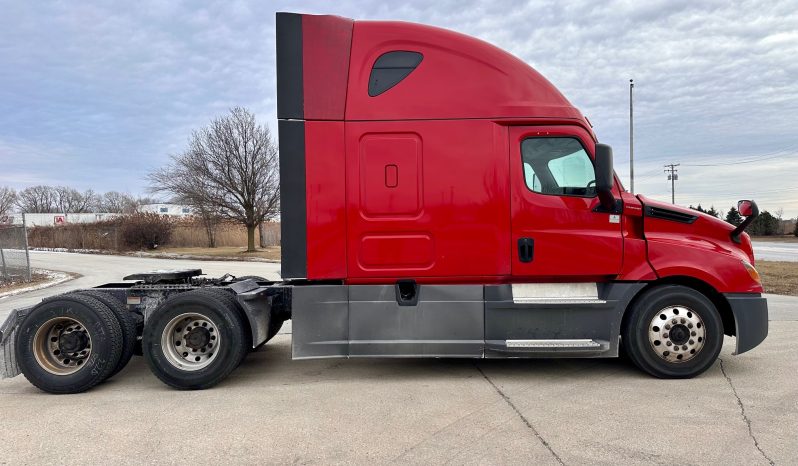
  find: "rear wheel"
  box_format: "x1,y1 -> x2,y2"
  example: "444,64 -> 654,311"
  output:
622,285 -> 723,378
15,294 -> 123,394
75,290 -> 137,378
143,289 -> 248,390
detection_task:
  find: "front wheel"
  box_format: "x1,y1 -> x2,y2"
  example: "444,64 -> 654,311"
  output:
622,285 -> 724,378
143,289 -> 248,390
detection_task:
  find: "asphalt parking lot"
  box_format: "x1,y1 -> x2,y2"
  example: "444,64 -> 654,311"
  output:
1,253 -> 796,464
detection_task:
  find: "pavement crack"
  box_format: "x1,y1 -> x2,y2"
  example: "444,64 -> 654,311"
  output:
474,363 -> 565,465
719,358 -> 774,465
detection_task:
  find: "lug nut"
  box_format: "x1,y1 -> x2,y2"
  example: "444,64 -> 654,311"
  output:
688,323 -> 693,329
665,324 -> 671,330
672,319 -> 677,324
666,341 -> 672,346
691,331 -> 697,336
689,339 -> 695,345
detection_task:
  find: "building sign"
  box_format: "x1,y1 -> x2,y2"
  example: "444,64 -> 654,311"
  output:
54,215 -> 66,225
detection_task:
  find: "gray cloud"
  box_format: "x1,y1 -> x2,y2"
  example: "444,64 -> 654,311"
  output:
0,0 -> 796,216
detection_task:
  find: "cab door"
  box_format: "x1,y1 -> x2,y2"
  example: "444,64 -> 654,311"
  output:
510,125 -> 623,279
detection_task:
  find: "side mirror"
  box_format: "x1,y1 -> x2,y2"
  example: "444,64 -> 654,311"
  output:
594,143 -> 615,210
731,199 -> 759,243
738,200 -> 756,217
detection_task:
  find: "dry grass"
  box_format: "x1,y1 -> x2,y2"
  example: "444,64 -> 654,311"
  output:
757,260 -> 798,296
154,246 -> 281,261
28,220 -> 281,250
0,272 -> 50,292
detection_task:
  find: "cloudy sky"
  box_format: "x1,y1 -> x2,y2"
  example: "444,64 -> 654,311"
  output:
1,0 -> 797,217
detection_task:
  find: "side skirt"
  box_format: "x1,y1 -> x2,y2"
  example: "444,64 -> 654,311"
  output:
290,282 -> 645,359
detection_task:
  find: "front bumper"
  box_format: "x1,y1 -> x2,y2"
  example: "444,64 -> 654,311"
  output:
724,293 -> 768,355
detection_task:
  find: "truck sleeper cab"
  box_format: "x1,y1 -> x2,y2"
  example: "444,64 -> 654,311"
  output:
0,12 -> 767,393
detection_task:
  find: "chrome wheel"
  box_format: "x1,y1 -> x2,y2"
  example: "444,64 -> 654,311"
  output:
33,317 -> 92,375
161,313 -> 221,371
648,305 -> 706,363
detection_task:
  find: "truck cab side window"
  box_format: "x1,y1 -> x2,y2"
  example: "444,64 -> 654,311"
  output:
521,137 -> 596,197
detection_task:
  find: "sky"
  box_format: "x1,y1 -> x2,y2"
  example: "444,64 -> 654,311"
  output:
1,0 -> 797,217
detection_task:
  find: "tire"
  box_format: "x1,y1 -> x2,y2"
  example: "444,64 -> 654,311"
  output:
15,294 -> 124,394
622,285 -> 723,379
199,287 -> 253,359
143,289 -> 248,390
75,290 -> 137,379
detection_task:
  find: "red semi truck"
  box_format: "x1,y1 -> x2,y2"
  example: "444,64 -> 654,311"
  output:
0,13 -> 768,394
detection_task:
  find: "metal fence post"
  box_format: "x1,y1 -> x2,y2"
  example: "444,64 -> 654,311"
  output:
23,214 -> 32,281
0,247 -> 7,280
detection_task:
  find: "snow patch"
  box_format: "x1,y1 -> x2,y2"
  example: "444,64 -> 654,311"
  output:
0,269 -> 75,299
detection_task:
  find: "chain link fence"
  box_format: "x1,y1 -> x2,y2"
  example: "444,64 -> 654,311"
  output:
0,224 -> 31,283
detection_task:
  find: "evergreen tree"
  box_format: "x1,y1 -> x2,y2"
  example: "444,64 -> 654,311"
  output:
725,206 -> 743,226
749,211 -> 778,236
794,218 -> 798,237
706,205 -> 720,218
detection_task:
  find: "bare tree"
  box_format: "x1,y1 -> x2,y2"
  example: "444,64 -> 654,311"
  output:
0,187 -> 16,217
54,186 -> 97,213
135,196 -> 159,209
149,107 -> 280,252
100,191 -> 138,213
0,186 -> 17,223
16,185 -> 58,213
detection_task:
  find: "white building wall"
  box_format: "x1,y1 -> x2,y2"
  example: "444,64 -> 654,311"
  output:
4,213 -> 122,227
139,204 -> 194,217
1,204 -> 194,227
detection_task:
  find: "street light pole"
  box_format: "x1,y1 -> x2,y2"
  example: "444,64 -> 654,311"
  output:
629,79 -> 634,194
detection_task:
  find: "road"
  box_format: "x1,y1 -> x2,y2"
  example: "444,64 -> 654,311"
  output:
753,241 -> 798,262
0,252 -> 796,464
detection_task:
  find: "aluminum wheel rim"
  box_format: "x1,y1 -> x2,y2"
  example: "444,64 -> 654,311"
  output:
33,317 -> 92,375
648,305 -> 706,363
162,312 -> 221,371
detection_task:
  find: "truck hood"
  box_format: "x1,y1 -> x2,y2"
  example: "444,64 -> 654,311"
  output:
637,195 -> 755,264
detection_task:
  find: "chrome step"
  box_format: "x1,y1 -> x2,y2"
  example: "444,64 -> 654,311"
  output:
505,339 -> 603,350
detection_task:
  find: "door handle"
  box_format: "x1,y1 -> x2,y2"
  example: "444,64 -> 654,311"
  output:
518,237 -> 534,263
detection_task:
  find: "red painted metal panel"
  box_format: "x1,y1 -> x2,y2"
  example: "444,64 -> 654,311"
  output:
293,13 -> 760,294
509,125 -> 624,280
359,234 -> 435,269
359,134 -> 421,217
305,120 -> 347,279
618,191 -> 657,281
346,20 -> 584,121
639,196 -> 762,293
302,15 -> 353,120
344,120 -> 510,282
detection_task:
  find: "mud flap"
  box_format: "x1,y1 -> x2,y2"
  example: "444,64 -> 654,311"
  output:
725,293 -> 768,355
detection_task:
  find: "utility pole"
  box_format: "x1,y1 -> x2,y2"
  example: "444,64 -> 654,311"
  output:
629,79 -> 634,194
664,164 -> 679,204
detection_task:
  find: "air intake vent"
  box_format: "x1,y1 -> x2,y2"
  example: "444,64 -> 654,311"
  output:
644,206 -> 698,224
